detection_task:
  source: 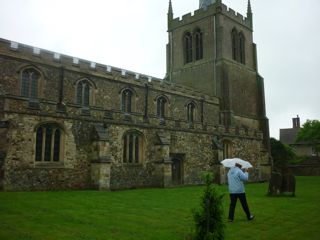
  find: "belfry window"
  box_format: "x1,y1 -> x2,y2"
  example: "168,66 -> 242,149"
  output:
195,29 -> 203,60
187,102 -> 196,123
21,68 -> 40,99
231,29 -> 238,61
239,32 -> 246,64
122,89 -> 133,113
35,124 -> 63,162
231,29 -> 246,65
123,131 -> 143,164
76,79 -> 92,106
157,96 -> 167,119
184,32 -> 193,63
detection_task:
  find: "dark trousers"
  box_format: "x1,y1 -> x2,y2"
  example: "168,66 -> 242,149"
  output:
228,193 -> 251,220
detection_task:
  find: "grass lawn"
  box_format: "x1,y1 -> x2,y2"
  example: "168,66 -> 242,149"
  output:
0,176 -> 319,240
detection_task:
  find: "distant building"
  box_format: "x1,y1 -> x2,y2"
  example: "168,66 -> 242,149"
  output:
0,0 -> 271,191
280,116 -> 315,156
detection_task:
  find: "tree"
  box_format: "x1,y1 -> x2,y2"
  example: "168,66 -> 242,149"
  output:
193,172 -> 225,240
296,120 -> 320,157
270,138 -> 296,168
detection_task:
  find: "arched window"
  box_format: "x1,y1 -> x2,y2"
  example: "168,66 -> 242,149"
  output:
231,29 -> 238,61
184,32 -> 193,63
195,28 -> 203,60
239,32 -> 245,64
187,102 -> 196,123
123,131 -> 144,164
35,123 -> 63,162
122,89 -> 133,113
157,96 -> 167,119
76,79 -> 92,106
21,68 -> 40,99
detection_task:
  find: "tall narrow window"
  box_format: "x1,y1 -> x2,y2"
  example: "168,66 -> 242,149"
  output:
123,131 -> 143,164
223,141 -> 232,159
122,89 -> 133,113
157,96 -> 167,119
195,29 -> 203,60
35,124 -> 63,162
231,29 -> 238,61
21,68 -> 40,98
76,80 -> 92,106
187,102 -> 196,123
184,32 -> 193,63
239,32 -> 245,64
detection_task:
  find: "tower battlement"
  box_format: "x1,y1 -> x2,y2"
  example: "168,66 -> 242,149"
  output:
169,3 -> 251,30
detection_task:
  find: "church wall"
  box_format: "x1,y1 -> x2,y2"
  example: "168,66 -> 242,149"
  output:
226,63 -> 259,118
2,114 -> 91,191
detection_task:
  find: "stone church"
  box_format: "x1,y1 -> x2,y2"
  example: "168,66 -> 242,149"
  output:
0,0 -> 271,191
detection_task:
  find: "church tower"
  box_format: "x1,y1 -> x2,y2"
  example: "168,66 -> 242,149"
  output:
166,0 -> 270,151
199,0 -> 217,9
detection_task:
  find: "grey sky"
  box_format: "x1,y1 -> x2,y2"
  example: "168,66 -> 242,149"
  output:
0,0 -> 319,139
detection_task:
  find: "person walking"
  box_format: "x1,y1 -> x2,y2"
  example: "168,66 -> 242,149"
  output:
227,163 -> 254,222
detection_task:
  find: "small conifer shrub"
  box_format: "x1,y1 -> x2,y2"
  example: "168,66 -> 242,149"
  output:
192,172 -> 225,240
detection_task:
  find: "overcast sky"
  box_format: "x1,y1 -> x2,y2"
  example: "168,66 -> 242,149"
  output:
0,0 -> 319,139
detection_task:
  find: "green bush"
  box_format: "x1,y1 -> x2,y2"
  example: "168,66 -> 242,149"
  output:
192,172 -> 225,240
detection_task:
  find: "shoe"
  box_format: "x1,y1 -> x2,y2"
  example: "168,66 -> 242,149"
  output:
248,215 -> 255,221
228,219 -> 233,222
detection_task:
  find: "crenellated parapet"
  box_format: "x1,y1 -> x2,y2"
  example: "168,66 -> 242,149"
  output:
0,38 -> 217,103
0,38 -> 155,85
168,2 -> 251,31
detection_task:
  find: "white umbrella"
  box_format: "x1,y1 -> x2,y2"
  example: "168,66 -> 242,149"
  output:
221,158 -> 253,169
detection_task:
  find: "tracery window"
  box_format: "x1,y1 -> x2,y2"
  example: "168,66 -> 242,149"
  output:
195,28 -> 203,60
184,32 -> 193,63
121,89 -> 133,113
76,79 -> 92,106
21,68 -> 40,98
123,131 -> 143,164
35,124 -> 63,162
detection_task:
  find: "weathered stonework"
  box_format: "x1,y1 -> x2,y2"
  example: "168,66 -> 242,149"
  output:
0,0 -> 271,191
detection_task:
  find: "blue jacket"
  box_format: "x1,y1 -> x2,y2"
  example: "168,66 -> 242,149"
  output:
227,167 -> 249,193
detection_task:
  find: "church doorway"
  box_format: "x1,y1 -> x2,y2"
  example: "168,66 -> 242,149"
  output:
170,154 -> 185,185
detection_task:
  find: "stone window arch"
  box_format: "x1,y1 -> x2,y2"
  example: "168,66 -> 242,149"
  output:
156,95 -> 169,119
35,123 -> 65,162
184,32 -> 193,64
20,67 -> 41,99
75,78 -> 95,106
195,28 -> 203,60
123,130 -> 144,164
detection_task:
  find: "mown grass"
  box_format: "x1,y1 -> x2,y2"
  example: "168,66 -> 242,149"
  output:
0,177 -> 319,240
